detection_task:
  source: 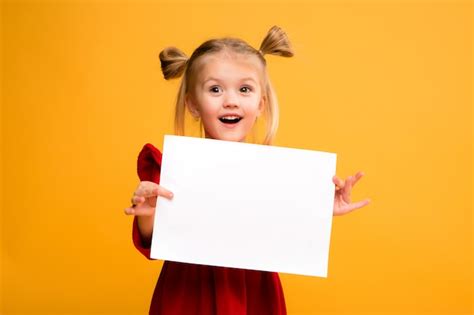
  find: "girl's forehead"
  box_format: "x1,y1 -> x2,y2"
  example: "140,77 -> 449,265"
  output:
194,52 -> 264,81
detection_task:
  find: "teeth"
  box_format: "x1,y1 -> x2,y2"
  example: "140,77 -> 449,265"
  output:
219,116 -> 242,124
221,116 -> 240,120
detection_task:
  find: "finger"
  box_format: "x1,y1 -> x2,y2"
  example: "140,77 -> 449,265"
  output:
345,199 -> 371,212
335,199 -> 371,216
342,176 -> 353,203
124,207 -> 135,215
333,176 -> 345,190
135,181 -> 160,197
135,187 -> 158,198
131,195 -> 145,205
124,203 -> 156,216
156,186 -> 174,200
136,185 -> 174,200
351,171 -> 365,186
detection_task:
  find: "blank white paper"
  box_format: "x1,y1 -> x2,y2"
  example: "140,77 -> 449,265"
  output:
151,135 -> 337,277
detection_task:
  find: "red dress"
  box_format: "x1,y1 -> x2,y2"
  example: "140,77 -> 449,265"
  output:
132,143 -> 287,315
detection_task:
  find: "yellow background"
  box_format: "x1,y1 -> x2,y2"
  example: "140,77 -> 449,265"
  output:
1,0 -> 472,314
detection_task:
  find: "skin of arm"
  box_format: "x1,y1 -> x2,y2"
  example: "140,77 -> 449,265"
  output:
137,214 -> 154,247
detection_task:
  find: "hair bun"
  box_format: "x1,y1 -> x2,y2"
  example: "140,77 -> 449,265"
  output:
159,47 -> 189,80
259,25 -> 294,58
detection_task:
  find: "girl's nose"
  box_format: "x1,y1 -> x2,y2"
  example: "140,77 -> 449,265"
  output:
223,91 -> 239,108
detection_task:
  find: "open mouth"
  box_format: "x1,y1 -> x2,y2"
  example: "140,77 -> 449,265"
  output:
219,115 -> 242,124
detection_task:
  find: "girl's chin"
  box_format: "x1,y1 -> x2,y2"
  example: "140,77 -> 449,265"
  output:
204,131 -> 246,142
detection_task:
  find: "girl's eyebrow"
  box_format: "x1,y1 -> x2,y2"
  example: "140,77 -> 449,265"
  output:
202,77 -> 257,85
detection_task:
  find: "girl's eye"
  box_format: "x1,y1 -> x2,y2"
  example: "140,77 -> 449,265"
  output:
241,86 -> 252,93
210,86 -> 222,93
209,86 -> 252,93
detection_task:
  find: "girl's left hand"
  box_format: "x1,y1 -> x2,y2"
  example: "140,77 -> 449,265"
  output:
332,171 -> 371,216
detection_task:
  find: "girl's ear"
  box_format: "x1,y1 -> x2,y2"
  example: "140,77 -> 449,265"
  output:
185,94 -> 200,119
257,95 -> 266,117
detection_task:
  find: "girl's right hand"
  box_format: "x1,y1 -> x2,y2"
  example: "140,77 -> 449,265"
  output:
124,181 -> 174,217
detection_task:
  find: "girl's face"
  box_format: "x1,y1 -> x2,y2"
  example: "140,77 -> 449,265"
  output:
185,52 -> 265,142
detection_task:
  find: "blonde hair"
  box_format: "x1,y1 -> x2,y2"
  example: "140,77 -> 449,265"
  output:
159,25 -> 294,145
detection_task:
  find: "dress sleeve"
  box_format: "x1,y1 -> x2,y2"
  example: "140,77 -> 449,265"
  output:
132,143 -> 162,260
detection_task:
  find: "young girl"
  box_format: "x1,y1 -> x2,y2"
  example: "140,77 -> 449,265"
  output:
124,25 -> 370,315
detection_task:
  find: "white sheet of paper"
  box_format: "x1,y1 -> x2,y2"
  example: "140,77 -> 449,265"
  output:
151,135 -> 337,277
